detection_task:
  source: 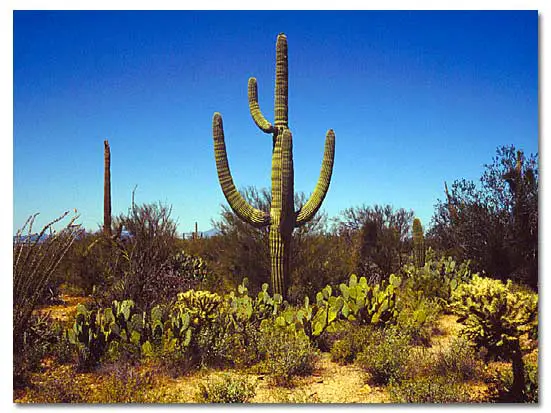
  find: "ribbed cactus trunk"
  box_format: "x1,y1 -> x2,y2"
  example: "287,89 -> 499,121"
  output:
212,33 -> 335,298
412,217 -> 425,268
103,140 -> 112,237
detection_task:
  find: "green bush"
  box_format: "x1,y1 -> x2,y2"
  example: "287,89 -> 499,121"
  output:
356,326 -> 411,385
195,374 -> 256,403
388,374 -> 472,403
396,290 -> 442,346
95,362 -> 154,403
330,325 -> 373,364
431,337 -> 484,381
258,320 -> 318,387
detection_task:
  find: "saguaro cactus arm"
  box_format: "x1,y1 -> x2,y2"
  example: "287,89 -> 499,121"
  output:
248,78 -> 274,133
295,129 -> 336,227
213,113 -> 270,228
274,33 -> 288,128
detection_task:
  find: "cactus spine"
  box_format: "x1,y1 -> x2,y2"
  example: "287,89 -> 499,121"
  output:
213,34 -> 335,298
412,217 -> 425,268
103,140 -> 112,237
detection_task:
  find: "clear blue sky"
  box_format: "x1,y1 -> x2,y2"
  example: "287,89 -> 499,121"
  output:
13,10 -> 538,235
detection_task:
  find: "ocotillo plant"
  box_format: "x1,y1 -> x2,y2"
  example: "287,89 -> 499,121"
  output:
212,33 -> 335,298
412,217 -> 425,268
104,140 -> 112,237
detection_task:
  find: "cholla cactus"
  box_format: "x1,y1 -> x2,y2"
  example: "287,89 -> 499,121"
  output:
213,33 -> 335,298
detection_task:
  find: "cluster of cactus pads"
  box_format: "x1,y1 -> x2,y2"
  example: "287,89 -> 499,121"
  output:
269,273 -> 402,339
213,33 -> 335,298
67,273 -> 406,368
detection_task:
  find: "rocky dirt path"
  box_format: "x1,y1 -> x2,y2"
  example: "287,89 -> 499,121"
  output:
251,352 -> 389,403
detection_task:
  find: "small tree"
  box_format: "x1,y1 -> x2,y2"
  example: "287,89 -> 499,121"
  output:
335,204 -> 414,283
429,146 -> 538,289
106,202 -> 179,310
451,274 -> 538,401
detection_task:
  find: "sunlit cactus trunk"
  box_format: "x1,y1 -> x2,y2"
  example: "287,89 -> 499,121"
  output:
103,140 -> 112,237
212,33 -> 335,298
412,217 -> 425,268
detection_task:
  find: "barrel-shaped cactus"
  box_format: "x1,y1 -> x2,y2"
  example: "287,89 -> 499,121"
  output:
213,33 -> 335,298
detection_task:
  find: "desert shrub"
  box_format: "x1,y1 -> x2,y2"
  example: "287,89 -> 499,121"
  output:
388,374 -> 472,403
104,202 -> 180,310
356,326 -> 412,385
330,325 -> 373,365
451,274 -> 538,401
334,204 -> 414,283
95,362 -> 154,403
152,344 -> 196,379
51,331 -> 75,365
258,321 -> 318,387
56,232 -> 114,296
195,374 -> 256,403
13,212 -> 80,386
431,337 -> 484,381
192,320 -> 234,368
395,288 -> 442,346
315,319 -> 350,353
23,370 -> 91,403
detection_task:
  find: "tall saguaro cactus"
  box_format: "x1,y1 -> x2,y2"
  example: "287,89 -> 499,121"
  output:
213,33 -> 336,298
103,140 -> 112,237
412,217 -> 425,268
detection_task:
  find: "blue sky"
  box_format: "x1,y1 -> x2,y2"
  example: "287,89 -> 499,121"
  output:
13,10 -> 538,235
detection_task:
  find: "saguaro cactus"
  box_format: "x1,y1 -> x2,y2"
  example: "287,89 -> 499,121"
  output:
213,33 -> 335,298
103,140 -> 112,237
412,217 -> 425,268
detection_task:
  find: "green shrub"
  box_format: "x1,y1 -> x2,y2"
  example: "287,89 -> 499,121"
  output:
95,362 -> 154,403
356,326 -> 411,385
107,202 -> 180,310
388,374 -> 472,403
195,374 -> 256,403
396,290 -> 442,346
431,337 -> 484,381
258,320 -> 318,387
330,325 -> 373,364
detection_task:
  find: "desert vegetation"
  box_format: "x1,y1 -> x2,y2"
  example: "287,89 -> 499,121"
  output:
13,32 -> 537,404
13,142 -> 538,403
